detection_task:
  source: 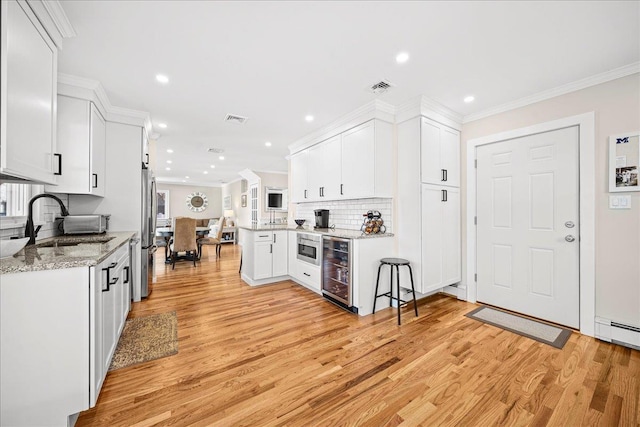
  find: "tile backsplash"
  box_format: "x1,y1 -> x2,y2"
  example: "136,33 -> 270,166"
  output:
294,198 -> 392,232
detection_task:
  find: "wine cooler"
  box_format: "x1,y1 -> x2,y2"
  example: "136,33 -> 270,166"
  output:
322,236 -> 357,313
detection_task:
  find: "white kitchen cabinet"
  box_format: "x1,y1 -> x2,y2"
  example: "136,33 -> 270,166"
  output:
397,116 -> 462,298
243,230 -> 288,282
420,184 -> 461,293
0,0 -> 58,184
341,122 -> 375,198
46,96 -> 106,196
307,135 -> 342,200
290,151 -> 309,202
421,117 -> 460,188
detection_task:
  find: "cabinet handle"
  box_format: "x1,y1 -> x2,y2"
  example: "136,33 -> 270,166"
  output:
54,153 -> 62,176
304,190 -> 307,199
101,267 -> 110,292
319,187 -> 322,197
441,189 -> 448,202
340,184 -> 343,195
270,244 -> 273,254
303,272 -> 310,277
145,153 -> 149,165
109,276 -> 119,286
444,169 -> 448,181
259,234 -> 269,238
92,173 -> 98,188
124,266 -> 129,284
273,234 -> 276,243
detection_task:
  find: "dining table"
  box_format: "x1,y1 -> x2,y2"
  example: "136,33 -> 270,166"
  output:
156,226 -> 211,263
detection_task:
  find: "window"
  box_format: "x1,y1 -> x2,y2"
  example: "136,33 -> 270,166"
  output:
0,183 -> 32,217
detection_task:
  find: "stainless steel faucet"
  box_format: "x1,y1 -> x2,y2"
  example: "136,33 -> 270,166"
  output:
25,194 -> 70,245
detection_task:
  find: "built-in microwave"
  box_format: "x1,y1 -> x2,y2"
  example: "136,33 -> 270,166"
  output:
297,232 -> 321,266
265,187 -> 288,211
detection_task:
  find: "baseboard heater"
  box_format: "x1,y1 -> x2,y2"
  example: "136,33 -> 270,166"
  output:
595,317 -> 640,350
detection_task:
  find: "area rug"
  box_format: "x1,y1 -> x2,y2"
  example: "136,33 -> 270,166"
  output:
109,311 -> 178,371
465,306 -> 572,349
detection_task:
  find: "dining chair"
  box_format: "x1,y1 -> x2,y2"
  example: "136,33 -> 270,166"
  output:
197,217 -> 225,259
170,217 -> 198,269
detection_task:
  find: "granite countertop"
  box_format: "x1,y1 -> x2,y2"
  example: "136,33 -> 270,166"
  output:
0,231 -> 136,274
238,224 -> 394,240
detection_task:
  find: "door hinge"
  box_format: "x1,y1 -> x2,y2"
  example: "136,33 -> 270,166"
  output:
474,273 -> 477,282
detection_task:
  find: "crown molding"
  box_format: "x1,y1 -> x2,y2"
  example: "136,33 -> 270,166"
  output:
41,0 -> 76,39
254,170 -> 288,175
57,73 -> 152,129
395,95 -> 463,130
156,178 -> 223,188
463,62 -> 640,123
288,99 -> 396,154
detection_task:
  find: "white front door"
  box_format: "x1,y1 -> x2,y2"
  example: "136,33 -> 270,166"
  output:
476,126 -> 580,328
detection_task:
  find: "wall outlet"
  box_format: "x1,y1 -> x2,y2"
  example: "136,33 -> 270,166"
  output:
609,195 -> 631,209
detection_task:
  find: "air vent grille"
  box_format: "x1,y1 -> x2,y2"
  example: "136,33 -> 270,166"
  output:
224,113 -> 248,124
369,80 -> 394,94
207,148 -> 225,154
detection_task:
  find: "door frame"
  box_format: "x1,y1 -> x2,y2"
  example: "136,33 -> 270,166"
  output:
465,112 -> 595,336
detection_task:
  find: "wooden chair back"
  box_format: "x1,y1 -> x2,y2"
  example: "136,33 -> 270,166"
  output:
173,217 -> 197,252
216,217 -> 226,241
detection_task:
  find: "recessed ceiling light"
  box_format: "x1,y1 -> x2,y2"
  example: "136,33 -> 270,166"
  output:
203,171 -> 208,175
210,164 -> 215,169
219,156 -> 225,160
305,115 -> 314,122
166,149 -> 173,153
156,74 -> 169,84
185,176 -> 189,179
464,95 -> 475,103
166,160 -> 172,164
396,52 -> 409,63
165,167 -> 170,171
265,141 -> 272,147
182,180 -> 186,182
158,123 -> 167,129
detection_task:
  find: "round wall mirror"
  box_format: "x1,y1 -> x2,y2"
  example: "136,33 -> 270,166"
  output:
186,191 -> 208,212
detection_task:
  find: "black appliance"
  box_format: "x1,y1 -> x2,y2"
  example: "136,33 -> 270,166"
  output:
314,209 -> 329,228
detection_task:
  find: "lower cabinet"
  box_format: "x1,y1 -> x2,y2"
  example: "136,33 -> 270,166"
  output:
0,241 -> 131,426
241,230 -> 288,283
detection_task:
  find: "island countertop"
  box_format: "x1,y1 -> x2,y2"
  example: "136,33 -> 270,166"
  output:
0,231 -> 136,274
238,224 -> 393,240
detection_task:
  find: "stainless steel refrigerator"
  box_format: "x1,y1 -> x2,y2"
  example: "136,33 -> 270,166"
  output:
141,167 -> 157,298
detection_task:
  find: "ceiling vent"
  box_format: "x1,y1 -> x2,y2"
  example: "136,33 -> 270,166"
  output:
207,148 -> 225,154
368,79 -> 394,95
224,113 -> 248,124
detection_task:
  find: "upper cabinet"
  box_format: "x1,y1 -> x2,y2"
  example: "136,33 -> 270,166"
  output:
46,96 -> 106,196
290,119 -> 393,202
1,0 -> 58,184
421,117 -> 460,188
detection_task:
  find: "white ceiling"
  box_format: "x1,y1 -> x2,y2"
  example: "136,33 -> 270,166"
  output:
58,1 -> 640,186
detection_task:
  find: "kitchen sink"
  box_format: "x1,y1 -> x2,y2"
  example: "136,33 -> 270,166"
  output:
36,236 -> 115,248
36,241 -> 81,248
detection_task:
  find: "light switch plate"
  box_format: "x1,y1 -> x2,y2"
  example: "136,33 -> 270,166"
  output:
609,195 -> 631,209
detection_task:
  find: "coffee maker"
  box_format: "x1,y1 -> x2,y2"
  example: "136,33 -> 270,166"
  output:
314,209 -> 329,229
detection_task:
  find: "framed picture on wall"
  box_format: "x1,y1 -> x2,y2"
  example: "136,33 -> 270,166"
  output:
241,194 -> 247,207
223,195 -> 232,209
609,132 -> 640,192
157,190 -> 170,219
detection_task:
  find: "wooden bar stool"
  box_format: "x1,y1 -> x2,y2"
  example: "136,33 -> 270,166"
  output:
372,258 -> 418,325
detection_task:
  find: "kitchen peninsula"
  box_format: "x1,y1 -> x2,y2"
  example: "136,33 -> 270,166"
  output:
1,232 -> 135,427
239,225 -> 394,316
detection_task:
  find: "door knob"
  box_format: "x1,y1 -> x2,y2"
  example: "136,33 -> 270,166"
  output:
565,235 -> 576,242
565,221 -> 575,228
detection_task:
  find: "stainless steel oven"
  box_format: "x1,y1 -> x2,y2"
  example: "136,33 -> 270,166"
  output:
297,232 -> 321,265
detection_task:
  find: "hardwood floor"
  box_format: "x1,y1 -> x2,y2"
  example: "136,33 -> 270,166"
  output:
76,245 -> 640,427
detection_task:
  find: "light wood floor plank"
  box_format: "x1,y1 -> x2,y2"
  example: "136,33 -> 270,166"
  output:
75,245 -> 640,426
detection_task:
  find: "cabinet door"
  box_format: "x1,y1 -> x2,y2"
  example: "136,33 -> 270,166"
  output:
290,151 -> 308,202
90,104 -> 106,196
441,187 -> 461,285
288,231 -> 298,279
90,265 -> 104,407
420,118 -> 442,185
1,1 -> 57,184
421,184 -> 444,293
254,240 -> 273,280
440,127 -> 460,188
307,144 -> 324,200
322,135 -> 342,199
341,121 -> 375,198
272,231 -> 288,277
101,258 -> 118,374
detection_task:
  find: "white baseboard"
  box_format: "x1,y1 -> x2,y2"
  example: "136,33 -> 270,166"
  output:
595,317 -> 640,350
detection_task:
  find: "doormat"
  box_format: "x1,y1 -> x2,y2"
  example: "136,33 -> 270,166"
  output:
465,306 -> 572,349
109,311 -> 178,371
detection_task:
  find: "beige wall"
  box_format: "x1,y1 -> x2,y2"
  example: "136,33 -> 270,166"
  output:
257,171 -> 288,218
222,180 -> 245,227
156,183 -> 222,221
461,73 -> 640,327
